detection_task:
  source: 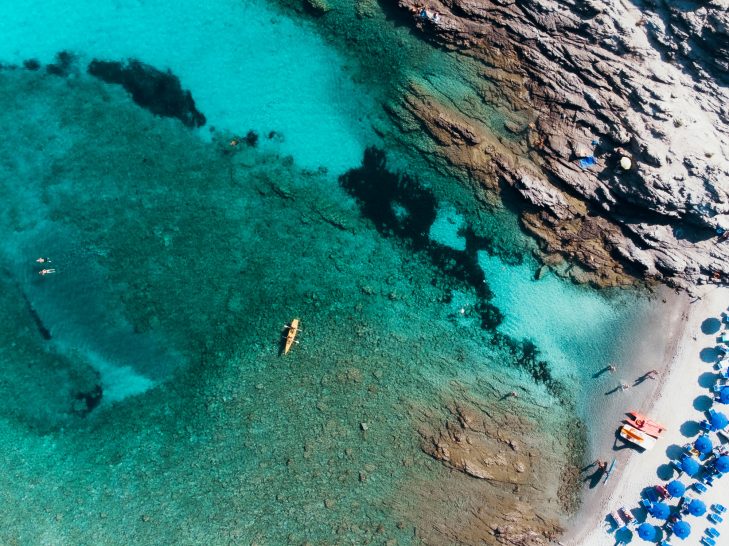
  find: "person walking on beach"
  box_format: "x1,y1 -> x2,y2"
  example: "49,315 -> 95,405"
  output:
608,363 -> 617,373
619,382 -> 630,391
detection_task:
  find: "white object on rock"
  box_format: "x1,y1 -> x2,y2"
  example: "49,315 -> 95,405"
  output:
620,156 -> 632,170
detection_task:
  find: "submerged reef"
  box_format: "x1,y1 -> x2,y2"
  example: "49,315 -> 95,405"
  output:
88,59 -> 206,128
0,66 -> 582,545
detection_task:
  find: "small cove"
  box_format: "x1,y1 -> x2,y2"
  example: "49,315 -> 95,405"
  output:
0,1 -> 672,542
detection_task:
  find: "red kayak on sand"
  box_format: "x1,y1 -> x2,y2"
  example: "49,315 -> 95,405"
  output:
626,411 -> 667,438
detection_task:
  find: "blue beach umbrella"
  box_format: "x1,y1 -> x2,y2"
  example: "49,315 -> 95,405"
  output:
716,455 -> 729,473
638,522 -> 657,541
673,520 -> 691,539
695,435 -> 713,454
666,480 -> 686,497
720,387 -> 729,404
651,501 -> 670,519
688,498 -> 706,516
681,457 -> 700,476
710,411 -> 729,430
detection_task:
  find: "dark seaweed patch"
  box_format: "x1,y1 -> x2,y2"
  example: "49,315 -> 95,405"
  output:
492,333 -> 570,405
340,146 -> 497,315
72,384 -> 103,417
23,59 -> 41,71
88,59 -> 206,128
244,130 -> 259,147
20,291 -> 51,341
46,51 -> 75,76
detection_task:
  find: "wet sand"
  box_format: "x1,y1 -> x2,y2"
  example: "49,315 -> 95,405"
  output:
565,285 -> 729,544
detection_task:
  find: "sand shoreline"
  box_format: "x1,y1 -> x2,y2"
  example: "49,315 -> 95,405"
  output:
562,285 -> 729,545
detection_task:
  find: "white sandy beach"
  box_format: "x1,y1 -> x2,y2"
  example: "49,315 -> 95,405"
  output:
564,285 -> 729,545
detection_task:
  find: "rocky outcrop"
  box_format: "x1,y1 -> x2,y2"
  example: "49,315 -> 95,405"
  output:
392,0 -> 729,288
398,397 -> 572,545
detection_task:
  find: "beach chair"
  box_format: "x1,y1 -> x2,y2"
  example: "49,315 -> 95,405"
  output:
708,513 -> 723,524
714,503 -> 727,514
640,498 -> 652,510
701,537 -> 716,546
707,527 -> 720,538
693,481 -> 708,493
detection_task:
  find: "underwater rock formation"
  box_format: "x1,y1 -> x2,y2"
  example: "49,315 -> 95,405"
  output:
392,0 -> 729,288
88,59 -> 206,128
403,397 -> 570,545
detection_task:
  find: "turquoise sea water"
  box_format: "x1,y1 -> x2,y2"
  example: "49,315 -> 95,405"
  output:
0,1 -> 661,543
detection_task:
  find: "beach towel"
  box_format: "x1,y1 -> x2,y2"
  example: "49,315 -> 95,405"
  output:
578,155 -> 597,169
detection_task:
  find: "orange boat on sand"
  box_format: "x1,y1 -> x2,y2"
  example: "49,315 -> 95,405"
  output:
626,411 -> 666,438
283,318 -> 301,355
619,424 -> 657,451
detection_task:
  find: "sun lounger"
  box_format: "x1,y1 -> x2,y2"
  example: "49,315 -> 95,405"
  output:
640,498 -> 652,510
702,537 -> 716,546
694,482 -> 708,493
714,503 -> 727,514
707,527 -> 720,538
708,513 -> 723,524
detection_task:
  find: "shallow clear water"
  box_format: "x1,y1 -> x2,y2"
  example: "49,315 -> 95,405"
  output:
0,1 -> 660,543
0,0 -> 378,173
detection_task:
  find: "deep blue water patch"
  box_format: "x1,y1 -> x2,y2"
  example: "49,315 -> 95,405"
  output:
88,59 -> 206,128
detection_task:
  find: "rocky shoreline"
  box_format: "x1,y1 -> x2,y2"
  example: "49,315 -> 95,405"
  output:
391,0 -> 729,288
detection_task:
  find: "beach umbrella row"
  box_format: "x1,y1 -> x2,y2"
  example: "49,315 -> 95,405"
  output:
688,498 -> 706,516
710,411 -> 729,430
650,501 -> 670,519
720,386 -> 729,404
666,479 -> 686,497
638,522 -> 656,541
716,455 -> 729,473
680,457 -> 700,476
695,435 -> 713,454
673,520 -> 691,539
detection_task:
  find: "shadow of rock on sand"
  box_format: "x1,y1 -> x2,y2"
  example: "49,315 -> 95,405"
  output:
702,318 -> 722,335
666,444 -> 684,459
701,347 -> 720,362
699,372 -> 718,388
657,463 -> 674,481
680,420 -> 700,437
694,394 -> 714,411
